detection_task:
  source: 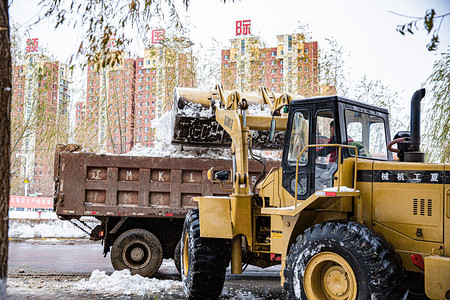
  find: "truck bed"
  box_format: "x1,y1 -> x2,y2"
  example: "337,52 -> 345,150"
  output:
54,145 -> 279,220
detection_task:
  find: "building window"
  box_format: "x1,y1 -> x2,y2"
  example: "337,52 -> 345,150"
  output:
271,51 -> 276,57
288,35 -> 292,51
305,48 -> 309,54
224,64 -> 229,68
271,78 -> 276,83
145,119 -> 149,124
271,69 -> 276,74
241,39 -> 245,55
139,70 -> 143,74
139,77 -> 143,82
224,55 -> 229,60
271,60 -> 276,66
139,61 -> 143,66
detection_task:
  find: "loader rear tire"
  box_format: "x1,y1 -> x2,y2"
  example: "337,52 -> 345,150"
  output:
181,209 -> 230,299
111,229 -> 163,277
174,239 -> 181,274
284,220 -> 407,300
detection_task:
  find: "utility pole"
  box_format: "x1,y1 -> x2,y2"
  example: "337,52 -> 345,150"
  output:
0,0 -> 11,297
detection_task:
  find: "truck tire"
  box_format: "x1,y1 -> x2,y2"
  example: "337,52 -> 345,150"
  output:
181,209 -> 230,299
174,239 -> 181,274
111,229 -> 163,277
284,220 -> 407,300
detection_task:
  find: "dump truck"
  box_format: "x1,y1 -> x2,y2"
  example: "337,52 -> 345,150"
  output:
179,87 -> 450,299
53,144 -> 280,277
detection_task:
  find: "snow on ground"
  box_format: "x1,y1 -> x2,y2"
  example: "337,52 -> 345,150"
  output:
8,215 -> 97,239
77,269 -> 181,296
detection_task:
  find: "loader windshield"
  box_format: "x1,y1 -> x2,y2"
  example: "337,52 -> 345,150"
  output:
345,109 -> 388,159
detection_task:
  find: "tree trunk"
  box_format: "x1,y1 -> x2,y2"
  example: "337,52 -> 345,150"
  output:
0,0 -> 11,297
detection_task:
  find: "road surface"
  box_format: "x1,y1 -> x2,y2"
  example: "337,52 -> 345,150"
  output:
7,240 -> 285,299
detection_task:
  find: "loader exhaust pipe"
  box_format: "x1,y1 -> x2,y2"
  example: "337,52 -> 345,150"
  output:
405,88 -> 426,162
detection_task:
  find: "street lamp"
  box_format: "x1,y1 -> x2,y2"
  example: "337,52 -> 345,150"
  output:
15,153 -> 29,197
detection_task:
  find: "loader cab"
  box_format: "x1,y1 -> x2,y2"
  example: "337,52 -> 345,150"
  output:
281,96 -> 392,199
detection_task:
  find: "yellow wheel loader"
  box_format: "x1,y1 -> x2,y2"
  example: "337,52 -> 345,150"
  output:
178,86 -> 450,299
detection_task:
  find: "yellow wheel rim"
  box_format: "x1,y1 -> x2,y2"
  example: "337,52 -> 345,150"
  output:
303,252 -> 357,300
182,231 -> 189,276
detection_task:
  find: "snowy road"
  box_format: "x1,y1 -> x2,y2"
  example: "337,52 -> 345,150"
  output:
6,240 -> 285,299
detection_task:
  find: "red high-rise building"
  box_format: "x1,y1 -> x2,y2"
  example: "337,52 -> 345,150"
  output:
11,54 -> 71,196
79,47 -> 195,152
221,34 -> 319,97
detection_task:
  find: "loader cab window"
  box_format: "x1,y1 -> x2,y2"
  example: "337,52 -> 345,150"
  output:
287,110 -> 309,166
315,111 -> 336,190
345,110 -> 388,160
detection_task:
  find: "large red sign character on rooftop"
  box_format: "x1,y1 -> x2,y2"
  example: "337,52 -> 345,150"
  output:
26,38 -> 38,53
236,20 -> 251,36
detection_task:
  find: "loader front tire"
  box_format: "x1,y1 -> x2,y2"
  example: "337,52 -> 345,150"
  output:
111,229 -> 163,277
181,209 -> 230,299
284,220 -> 407,300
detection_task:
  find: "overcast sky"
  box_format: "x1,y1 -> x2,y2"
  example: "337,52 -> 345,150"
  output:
10,0 -> 450,108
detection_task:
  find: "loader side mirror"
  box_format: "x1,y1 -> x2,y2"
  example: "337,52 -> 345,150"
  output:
269,118 -> 276,143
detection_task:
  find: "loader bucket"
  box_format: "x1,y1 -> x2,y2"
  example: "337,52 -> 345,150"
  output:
171,87 -> 289,149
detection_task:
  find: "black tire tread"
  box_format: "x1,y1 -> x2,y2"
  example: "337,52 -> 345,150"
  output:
182,209 -> 230,299
284,220 -> 407,300
110,229 -> 163,278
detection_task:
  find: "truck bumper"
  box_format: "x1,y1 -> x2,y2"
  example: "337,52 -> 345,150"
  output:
425,255 -> 450,299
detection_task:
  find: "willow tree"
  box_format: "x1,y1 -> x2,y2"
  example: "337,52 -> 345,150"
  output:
423,48 -> 450,163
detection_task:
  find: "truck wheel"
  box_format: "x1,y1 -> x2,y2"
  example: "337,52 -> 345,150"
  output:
174,239 -> 181,274
284,220 -> 407,300
181,209 -> 230,299
111,229 -> 163,277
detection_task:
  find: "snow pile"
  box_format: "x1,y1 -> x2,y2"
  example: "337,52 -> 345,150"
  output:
323,186 -> 359,192
223,290 -> 262,299
77,269 -> 182,296
176,101 -> 214,117
247,104 -> 272,116
8,219 -> 93,239
126,111 -> 232,159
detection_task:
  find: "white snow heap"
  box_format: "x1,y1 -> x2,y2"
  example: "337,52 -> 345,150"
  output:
77,269 -> 181,296
126,110 -> 232,159
8,219 -> 93,239
126,105 -> 281,160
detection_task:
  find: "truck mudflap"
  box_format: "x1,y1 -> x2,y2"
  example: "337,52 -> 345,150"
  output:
424,255 -> 450,299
